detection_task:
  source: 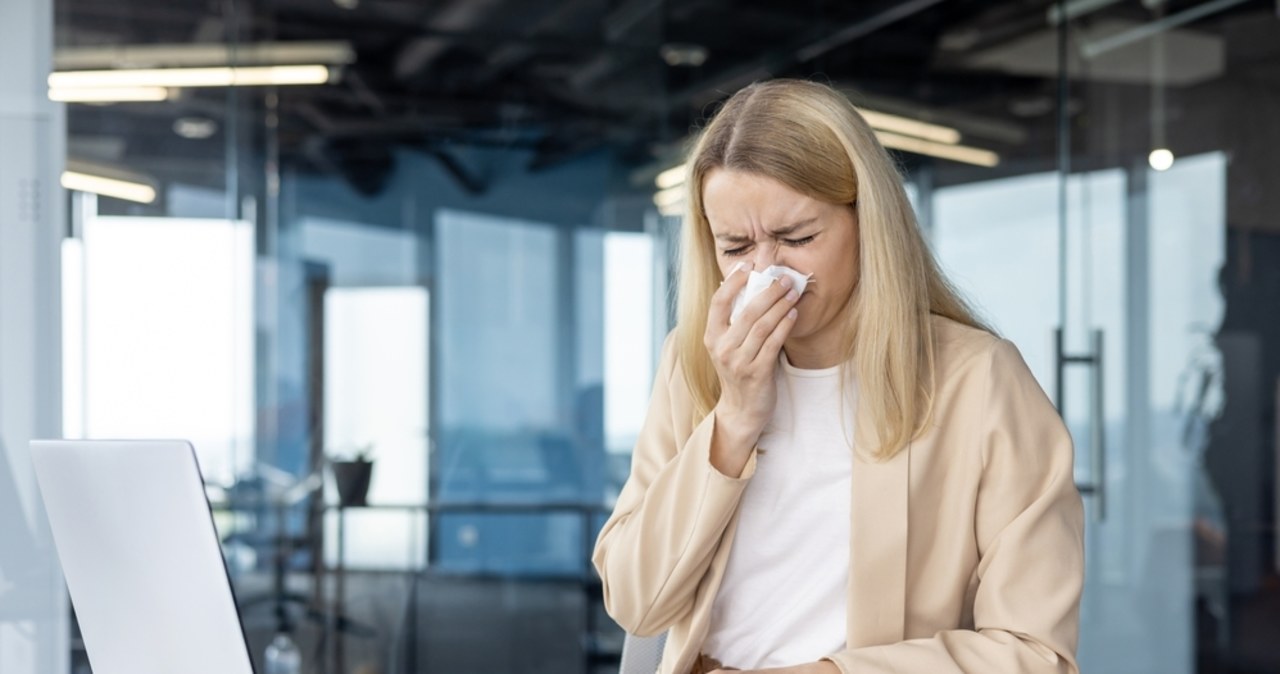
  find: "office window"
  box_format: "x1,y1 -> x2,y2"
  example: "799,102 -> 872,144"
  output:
63,213 -> 254,485
603,232 -> 655,456
323,287 -> 429,571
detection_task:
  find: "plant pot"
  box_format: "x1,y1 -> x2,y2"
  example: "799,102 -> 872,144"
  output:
331,460 -> 373,507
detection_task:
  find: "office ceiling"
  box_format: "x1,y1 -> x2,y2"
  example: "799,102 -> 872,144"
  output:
54,0 -> 1274,197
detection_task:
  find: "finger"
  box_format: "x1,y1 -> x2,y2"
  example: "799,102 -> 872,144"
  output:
707,261 -> 753,332
723,273 -> 794,346
751,302 -> 798,368
738,283 -> 800,363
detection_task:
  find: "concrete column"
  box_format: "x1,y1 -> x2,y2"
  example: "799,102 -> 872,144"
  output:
0,0 -> 68,670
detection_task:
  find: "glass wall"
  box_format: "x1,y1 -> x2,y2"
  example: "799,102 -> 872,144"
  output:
923,4 -> 1277,671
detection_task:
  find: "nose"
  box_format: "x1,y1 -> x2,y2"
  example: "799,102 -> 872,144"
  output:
752,241 -> 779,269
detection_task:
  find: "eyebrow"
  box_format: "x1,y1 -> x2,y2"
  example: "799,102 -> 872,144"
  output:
713,218 -> 817,244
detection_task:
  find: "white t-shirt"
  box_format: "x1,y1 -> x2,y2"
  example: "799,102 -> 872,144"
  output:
702,351 -> 855,669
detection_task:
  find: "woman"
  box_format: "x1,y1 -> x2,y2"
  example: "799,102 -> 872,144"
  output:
592,79 -> 1084,674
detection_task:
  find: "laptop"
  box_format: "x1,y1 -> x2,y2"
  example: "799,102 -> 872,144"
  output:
29,439 -> 256,674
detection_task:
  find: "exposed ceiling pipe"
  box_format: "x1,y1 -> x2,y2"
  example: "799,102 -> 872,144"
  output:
1081,0 -> 1251,58
1046,0 -> 1126,26
429,148 -> 488,195
796,0 -> 949,62
568,0 -> 663,92
394,0 -> 506,81
656,0 -> 947,114
479,0 -> 598,82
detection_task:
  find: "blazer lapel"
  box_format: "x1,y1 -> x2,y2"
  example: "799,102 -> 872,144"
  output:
847,402 -> 909,647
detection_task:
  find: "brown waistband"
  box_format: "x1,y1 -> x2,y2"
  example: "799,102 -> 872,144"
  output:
688,653 -> 737,674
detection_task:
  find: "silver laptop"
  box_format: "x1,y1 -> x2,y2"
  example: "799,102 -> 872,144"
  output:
30,439 -> 256,674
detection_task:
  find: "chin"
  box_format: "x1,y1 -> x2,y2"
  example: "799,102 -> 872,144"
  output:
789,314 -> 819,340
791,302 -> 838,342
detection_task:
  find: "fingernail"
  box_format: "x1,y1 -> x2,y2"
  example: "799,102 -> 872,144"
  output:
788,308 -> 798,319
779,276 -> 793,289
787,289 -> 799,302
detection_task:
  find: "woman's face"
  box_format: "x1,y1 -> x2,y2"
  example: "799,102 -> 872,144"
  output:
701,168 -> 860,343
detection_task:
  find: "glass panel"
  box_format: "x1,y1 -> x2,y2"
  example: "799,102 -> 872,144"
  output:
69,212 -> 255,485
436,209 -> 561,452
933,171 -> 1061,381
435,208 -> 577,575
323,287 -> 429,571
1059,0 -> 1273,668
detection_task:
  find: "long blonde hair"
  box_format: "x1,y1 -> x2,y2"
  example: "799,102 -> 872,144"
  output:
675,79 -> 990,460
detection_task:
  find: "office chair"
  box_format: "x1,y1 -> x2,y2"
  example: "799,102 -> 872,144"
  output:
618,631 -> 667,674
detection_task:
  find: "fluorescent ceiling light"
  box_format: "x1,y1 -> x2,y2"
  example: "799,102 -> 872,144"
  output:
875,131 -> 999,167
660,43 -> 709,68
655,164 -> 687,189
54,41 -> 355,70
48,86 -> 171,102
61,171 -> 157,204
648,110 -> 980,194
653,185 -> 685,216
653,186 -> 685,208
49,65 -> 332,89
858,109 -> 961,145
657,202 -> 683,217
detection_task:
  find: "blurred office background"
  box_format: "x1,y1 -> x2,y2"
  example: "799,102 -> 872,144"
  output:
2,0 -> 1279,672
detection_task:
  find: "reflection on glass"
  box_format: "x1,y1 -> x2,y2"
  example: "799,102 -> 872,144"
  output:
931,151 -> 1231,673
436,209 -> 578,575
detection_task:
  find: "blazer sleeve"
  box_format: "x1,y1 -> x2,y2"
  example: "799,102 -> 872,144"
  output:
822,338 -> 1086,674
591,331 -> 760,637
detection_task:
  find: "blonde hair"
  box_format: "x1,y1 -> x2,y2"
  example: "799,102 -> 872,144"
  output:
675,79 -> 991,460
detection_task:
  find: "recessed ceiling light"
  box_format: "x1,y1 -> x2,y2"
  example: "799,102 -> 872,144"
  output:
660,43 -> 708,67
1008,96 -> 1054,118
173,117 -> 218,140
1148,148 -> 1175,171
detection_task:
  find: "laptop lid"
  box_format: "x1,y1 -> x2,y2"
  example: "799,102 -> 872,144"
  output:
30,439 -> 255,674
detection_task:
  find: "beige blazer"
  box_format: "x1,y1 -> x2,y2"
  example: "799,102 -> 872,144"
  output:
592,315 -> 1085,674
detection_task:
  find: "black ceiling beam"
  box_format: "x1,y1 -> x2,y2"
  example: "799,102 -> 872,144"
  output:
654,0 -> 951,116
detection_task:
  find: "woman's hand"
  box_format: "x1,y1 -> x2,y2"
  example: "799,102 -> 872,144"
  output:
704,262 -> 800,477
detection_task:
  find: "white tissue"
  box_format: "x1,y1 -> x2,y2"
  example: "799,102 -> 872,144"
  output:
729,265 -> 811,324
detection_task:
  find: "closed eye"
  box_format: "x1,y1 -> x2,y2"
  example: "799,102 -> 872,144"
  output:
721,233 -> 815,256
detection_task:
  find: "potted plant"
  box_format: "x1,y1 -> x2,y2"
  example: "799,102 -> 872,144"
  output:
330,444 -> 374,507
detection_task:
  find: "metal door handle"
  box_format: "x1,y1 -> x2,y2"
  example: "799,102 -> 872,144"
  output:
1055,328 -> 1106,521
